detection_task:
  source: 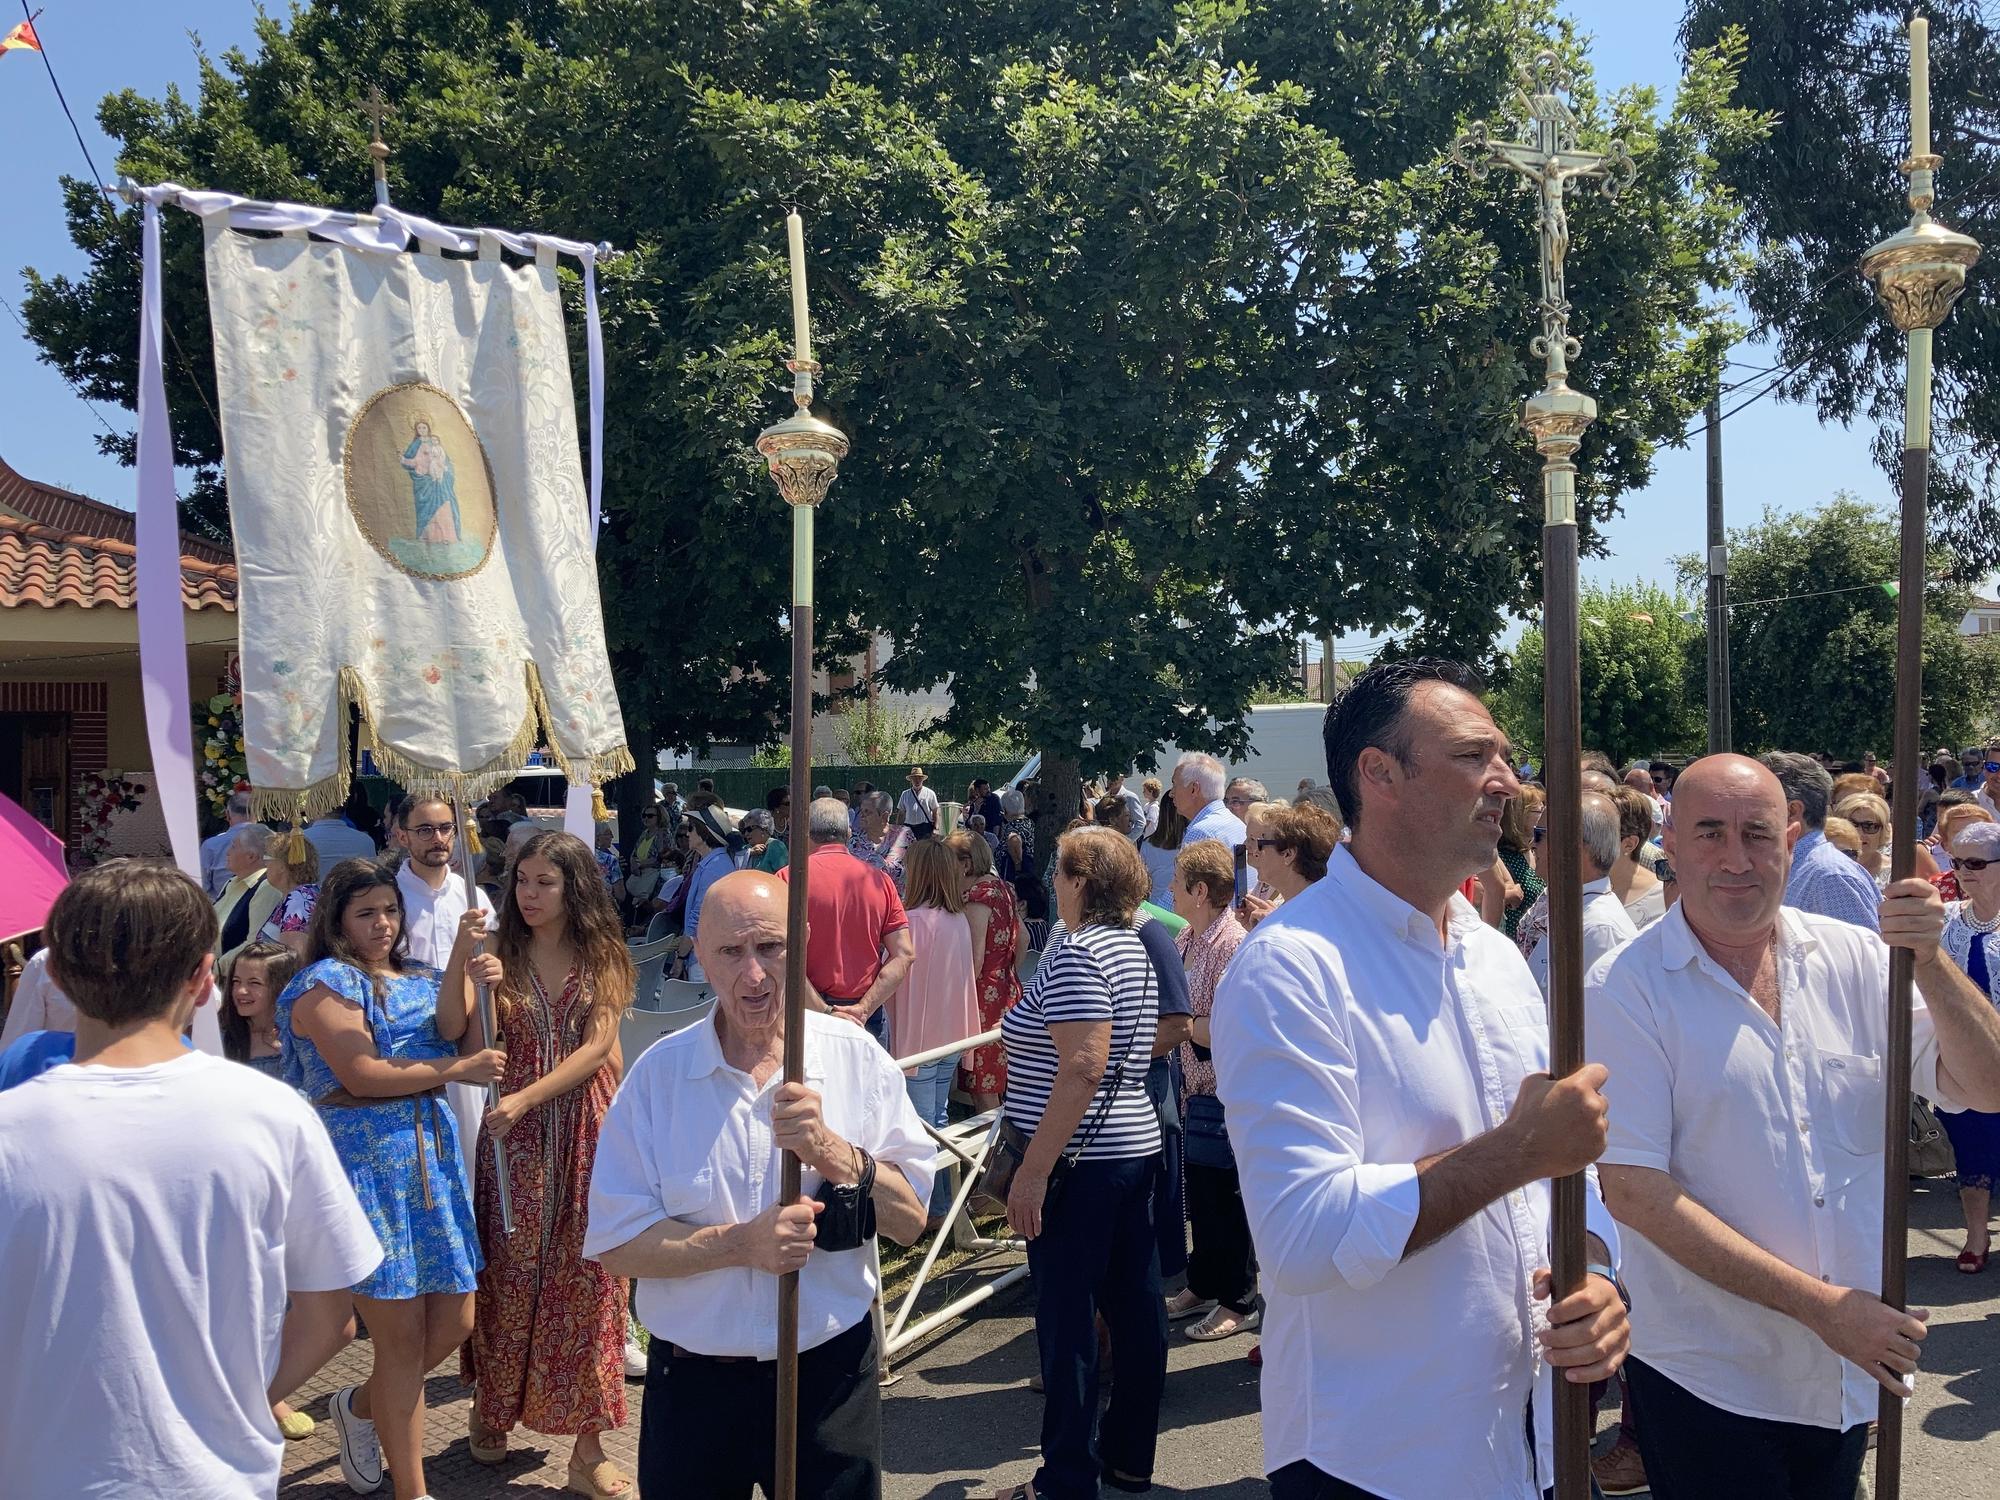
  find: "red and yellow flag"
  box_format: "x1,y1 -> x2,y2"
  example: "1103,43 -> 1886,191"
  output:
1,19 -> 41,54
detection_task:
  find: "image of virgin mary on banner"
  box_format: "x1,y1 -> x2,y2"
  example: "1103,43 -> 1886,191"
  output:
195,215 -> 631,818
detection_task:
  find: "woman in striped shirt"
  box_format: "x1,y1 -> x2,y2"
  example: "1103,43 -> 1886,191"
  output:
994,827 -> 1165,1500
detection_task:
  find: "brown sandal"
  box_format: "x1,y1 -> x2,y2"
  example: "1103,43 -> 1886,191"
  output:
466,1415 -> 507,1465
567,1455 -> 634,1498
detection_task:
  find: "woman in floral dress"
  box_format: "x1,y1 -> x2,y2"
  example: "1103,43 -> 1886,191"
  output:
281,859 -> 502,1500
949,830 -> 1025,1111
448,830 -> 634,1499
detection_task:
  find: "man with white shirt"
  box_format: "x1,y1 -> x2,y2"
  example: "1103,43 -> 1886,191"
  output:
897,765 -> 940,839
1590,754 -> 2000,1498
1172,752 -> 1245,849
1530,791 -> 1637,1000
585,871 -> 933,1498
394,794 -> 494,1190
1213,659 -> 1628,1500
0,861 -> 380,1500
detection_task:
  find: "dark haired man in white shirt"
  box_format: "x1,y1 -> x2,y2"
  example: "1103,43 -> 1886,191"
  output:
1215,658 -> 1628,1500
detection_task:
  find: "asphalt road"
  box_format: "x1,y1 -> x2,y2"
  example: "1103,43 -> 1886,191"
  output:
279,1177 -> 1997,1497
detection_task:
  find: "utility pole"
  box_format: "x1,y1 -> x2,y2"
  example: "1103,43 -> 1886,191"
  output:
1705,394 -> 1731,753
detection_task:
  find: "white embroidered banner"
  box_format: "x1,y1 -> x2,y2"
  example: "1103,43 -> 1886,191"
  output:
200,221 -> 630,820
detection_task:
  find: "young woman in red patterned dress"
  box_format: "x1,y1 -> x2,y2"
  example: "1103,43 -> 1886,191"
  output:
949,830 -> 1027,1111
446,830 -> 634,1498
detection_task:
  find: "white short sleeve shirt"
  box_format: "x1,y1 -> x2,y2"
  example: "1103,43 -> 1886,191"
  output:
584,1008 -> 936,1358
1589,903 -> 1957,1430
0,1053 -> 381,1498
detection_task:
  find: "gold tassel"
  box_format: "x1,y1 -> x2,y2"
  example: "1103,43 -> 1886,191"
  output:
591,787 -> 610,823
288,795 -> 308,864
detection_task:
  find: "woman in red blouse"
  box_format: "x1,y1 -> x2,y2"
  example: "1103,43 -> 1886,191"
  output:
950,830 -> 1027,1111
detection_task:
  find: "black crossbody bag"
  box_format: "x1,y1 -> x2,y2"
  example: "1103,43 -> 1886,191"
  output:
974,996 -> 1145,1214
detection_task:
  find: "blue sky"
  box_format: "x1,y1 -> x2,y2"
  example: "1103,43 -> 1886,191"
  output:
0,1 -> 1887,623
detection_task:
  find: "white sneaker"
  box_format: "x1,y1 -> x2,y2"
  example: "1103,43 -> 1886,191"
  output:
330,1384 -> 384,1493
624,1337 -> 647,1379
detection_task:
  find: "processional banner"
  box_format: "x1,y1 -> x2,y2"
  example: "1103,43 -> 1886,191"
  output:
198,221 -> 630,822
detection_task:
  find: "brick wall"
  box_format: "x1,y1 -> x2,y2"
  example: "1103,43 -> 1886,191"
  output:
0,680 -> 109,847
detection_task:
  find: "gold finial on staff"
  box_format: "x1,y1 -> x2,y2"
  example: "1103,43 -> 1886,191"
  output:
1859,16 -> 1979,1499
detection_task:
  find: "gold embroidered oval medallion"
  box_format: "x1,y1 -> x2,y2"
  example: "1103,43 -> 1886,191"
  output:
343,382 -> 498,581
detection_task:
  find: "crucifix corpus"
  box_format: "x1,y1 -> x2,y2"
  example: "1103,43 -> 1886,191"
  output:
753,210 -> 851,1500
1860,16 -> 1980,1499
1451,51 -> 1635,1500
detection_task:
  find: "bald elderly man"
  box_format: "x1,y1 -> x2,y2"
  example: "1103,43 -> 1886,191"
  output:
585,871 -> 934,1499
1588,753 -> 2000,1499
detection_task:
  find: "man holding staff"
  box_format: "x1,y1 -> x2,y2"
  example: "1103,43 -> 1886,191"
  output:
584,871 -> 934,1497
1590,755 -> 2000,1498
1214,660 -> 1629,1500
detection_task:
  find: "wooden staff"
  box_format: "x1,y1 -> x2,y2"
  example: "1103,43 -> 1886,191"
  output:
756,209 -> 850,1500
1453,55 -> 1635,1497
450,782 -> 513,1235
1860,18 -> 1980,1496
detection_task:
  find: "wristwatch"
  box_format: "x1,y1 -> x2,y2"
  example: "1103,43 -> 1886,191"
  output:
1586,1261 -> 1631,1311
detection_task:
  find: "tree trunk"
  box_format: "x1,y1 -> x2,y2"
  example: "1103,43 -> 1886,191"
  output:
1033,747 -> 1083,865
609,753 -> 655,859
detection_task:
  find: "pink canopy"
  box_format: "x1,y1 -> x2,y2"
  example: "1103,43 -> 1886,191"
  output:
0,792 -> 68,941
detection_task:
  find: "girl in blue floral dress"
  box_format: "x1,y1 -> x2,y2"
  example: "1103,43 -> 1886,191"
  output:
277,857 -> 506,1500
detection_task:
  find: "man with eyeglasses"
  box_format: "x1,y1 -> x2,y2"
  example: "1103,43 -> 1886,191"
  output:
394,793 -> 494,1191
1952,750 -> 1985,792
1973,744 -> 2000,818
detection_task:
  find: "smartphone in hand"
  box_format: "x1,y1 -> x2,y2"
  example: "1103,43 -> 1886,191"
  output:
1234,843 -> 1250,905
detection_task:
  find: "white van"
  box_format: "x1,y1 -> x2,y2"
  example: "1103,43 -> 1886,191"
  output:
1006,701 -> 1331,800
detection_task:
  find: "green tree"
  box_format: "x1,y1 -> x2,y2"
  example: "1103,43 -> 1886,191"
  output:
1672,494 -> 2000,755
21,0 -> 1763,830
1679,1 -> 2000,571
1494,581 -> 1705,765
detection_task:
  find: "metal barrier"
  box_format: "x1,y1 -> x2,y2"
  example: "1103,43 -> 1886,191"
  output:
869,1026 -> 1032,1368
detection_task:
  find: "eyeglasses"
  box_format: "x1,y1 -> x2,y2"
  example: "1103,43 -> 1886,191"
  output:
1252,838 -> 1283,851
1849,820 -> 1883,835
1532,827 -> 1546,844
1984,762 -> 2000,774
408,822 -> 456,840
1651,776 -> 1667,787
1958,857 -> 1997,872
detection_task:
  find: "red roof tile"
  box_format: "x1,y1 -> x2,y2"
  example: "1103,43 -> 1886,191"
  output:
0,453 -> 237,611
0,513 -> 237,611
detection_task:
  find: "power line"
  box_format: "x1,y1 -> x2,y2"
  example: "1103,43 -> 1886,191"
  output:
0,291 -> 127,444
21,0 -> 223,438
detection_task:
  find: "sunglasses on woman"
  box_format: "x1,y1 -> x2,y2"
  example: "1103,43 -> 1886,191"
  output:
1958,856 -> 1997,873
1849,820 -> 1882,835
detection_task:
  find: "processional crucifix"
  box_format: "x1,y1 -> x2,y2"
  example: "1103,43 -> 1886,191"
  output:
1451,52 -> 1634,1500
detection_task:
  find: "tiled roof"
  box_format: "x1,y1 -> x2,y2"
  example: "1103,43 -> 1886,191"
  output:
0,455 -> 237,612
0,513 -> 238,611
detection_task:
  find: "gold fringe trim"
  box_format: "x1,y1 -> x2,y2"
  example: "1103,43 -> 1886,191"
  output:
247,660 -> 635,825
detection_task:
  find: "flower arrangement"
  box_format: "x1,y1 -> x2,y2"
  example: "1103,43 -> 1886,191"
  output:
198,687 -> 250,819
75,772 -> 147,863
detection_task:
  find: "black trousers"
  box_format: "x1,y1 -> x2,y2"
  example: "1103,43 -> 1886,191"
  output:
1027,1154 -> 1168,1499
638,1315 -> 880,1499
1183,1160 -> 1257,1313
1269,1461 -> 1563,1500
1625,1358 -> 1868,1500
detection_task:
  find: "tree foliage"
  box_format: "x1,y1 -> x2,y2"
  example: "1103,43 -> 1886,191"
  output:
21,0 -> 1764,817
1672,494 -> 2000,755
1494,581 -> 1705,766
1680,1 -> 2000,572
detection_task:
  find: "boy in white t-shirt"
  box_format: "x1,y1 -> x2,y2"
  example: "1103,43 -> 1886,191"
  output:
0,860 -> 383,1499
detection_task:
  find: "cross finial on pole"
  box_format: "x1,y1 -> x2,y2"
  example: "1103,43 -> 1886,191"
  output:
1448,52 -> 1634,1500
363,85 -> 392,209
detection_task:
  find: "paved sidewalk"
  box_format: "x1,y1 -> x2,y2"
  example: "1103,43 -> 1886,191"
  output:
280,1177 -> 1999,1497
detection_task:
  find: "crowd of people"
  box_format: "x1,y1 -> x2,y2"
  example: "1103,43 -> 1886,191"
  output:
6,682 -> 2000,1500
